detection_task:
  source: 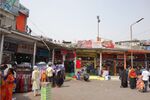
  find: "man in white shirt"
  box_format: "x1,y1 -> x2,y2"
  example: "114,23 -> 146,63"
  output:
142,68 -> 150,92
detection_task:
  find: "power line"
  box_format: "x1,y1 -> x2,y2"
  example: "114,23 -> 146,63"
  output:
28,19 -> 47,36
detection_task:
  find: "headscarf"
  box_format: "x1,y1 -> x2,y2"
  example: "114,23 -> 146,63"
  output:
129,68 -> 137,78
33,66 -> 38,70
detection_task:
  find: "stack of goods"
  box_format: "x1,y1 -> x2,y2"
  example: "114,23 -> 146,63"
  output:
41,82 -> 51,100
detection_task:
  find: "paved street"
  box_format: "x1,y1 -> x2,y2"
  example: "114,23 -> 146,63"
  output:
13,80 -> 150,100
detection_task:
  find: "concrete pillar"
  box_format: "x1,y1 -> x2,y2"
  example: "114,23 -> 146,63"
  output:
124,53 -> 127,69
94,57 -> 96,69
145,54 -> 148,69
99,52 -> 102,76
62,54 -> 66,65
0,34 -> 4,65
114,60 -> 116,76
52,49 -> 55,65
32,42 -> 37,66
74,51 -> 77,75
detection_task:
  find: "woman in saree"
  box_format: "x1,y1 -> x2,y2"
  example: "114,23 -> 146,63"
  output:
5,68 -> 15,100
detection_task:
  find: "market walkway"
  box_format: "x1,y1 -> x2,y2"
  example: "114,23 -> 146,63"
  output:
13,80 -> 150,100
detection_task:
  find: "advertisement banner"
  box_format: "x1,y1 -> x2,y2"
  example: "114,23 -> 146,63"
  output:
77,40 -> 115,49
92,41 -> 102,48
77,40 -> 92,48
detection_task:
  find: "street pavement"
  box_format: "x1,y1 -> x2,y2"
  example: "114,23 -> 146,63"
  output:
13,80 -> 150,100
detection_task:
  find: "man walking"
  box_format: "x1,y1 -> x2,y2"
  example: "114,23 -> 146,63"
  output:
142,68 -> 150,92
46,62 -> 53,82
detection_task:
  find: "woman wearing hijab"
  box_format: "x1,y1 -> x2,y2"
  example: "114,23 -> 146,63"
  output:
32,66 -> 40,96
129,68 -> 137,89
120,69 -> 128,88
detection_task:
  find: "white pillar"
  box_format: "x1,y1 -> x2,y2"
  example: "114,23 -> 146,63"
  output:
52,49 -> 55,64
62,54 -> 66,65
32,42 -> 37,66
99,51 -> 102,76
74,51 -> 77,75
0,34 -> 4,65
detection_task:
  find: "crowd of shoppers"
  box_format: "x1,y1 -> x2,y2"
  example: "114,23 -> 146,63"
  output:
31,62 -> 65,96
120,66 -> 150,93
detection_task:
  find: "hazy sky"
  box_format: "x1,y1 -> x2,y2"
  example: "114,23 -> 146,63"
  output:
20,0 -> 150,42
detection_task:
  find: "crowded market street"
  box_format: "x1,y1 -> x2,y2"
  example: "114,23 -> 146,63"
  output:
13,80 -> 150,100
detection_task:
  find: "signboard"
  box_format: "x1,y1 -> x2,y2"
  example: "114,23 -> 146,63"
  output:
17,44 -> 33,54
3,41 -> 18,52
92,41 -> 102,48
77,40 -> 92,48
102,41 -> 114,48
0,0 -> 19,14
141,40 -> 150,46
19,4 -> 29,16
77,40 -> 115,49
37,48 -> 49,57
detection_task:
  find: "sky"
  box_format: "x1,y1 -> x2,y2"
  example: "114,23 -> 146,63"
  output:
20,0 -> 150,42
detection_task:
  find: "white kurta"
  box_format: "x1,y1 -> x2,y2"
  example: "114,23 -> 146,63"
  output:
32,69 -> 40,90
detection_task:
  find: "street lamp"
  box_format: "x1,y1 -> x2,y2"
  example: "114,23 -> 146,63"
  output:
97,16 -> 100,41
130,18 -> 144,67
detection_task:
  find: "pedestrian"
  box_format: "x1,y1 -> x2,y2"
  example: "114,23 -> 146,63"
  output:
5,68 -> 15,100
141,68 -> 150,92
135,66 -> 141,76
136,73 -> 144,92
46,63 -> 53,82
32,66 -> 40,96
41,70 -> 47,82
56,68 -> 64,87
129,67 -> 137,89
120,69 -> 128,88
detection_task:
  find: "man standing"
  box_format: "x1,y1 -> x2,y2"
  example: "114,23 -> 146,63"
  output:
142,68 -> 150,92
32,66 -> 40,96
46,63 -> 53,82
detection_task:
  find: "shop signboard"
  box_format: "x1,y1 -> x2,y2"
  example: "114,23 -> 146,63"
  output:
0,0 -> 19,14
3,41 -> 17,52
17,44 -> 33,54
92,41 -> 102,48
141,40 -> 150,46
77,40 -> 92,48
102,41 -> 115,48
37,48 -> 49,57
77,40 -> 115,49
